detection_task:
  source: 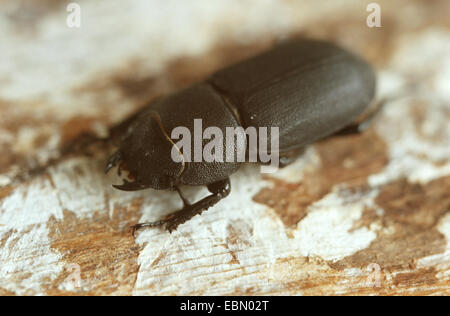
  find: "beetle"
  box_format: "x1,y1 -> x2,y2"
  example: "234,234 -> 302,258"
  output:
104,38 -> 376,233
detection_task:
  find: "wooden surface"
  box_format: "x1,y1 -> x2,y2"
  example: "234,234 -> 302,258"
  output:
0,0 -> 449,295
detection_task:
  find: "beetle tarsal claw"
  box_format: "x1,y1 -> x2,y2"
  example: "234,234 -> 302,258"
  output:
112,179 -> 147,191
105,151 -> 122,174
131,221 -> 165,236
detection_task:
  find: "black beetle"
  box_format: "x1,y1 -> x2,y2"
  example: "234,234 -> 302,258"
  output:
105,39 -> 376,232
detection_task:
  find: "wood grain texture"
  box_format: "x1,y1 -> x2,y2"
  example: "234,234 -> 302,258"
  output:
0,0 -> 449,295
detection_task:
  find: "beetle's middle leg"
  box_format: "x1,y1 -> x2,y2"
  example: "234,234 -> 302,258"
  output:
175,186 -> 191,207
132,178 -> 231,234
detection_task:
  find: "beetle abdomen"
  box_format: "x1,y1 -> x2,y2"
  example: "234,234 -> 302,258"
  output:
209,39 -> 376,151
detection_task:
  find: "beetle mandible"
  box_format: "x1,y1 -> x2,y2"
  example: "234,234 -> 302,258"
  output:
105,39 -> 376,233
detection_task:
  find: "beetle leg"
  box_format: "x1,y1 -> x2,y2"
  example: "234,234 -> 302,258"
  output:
278,148 -> 306,168
333,98 -> 388,136
131,178 -> 231,234
105,151 -> 122,174
175,186 -> 191,207
256,148 -> 305,168
61,132 -> 110,156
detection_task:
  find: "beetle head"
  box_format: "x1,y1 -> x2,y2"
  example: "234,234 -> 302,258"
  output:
106,111 -> 184,191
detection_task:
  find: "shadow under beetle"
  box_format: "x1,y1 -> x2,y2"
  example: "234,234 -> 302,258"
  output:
105,38 -> 376,233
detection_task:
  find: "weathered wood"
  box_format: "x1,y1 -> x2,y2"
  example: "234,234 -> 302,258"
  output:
0,0 -> 449,295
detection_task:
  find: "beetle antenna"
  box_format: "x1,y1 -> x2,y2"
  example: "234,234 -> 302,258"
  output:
105,151 -> 121,174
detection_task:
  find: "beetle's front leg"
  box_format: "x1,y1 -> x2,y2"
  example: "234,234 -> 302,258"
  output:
132,178 -> 231,234
174,186 -> 191,208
